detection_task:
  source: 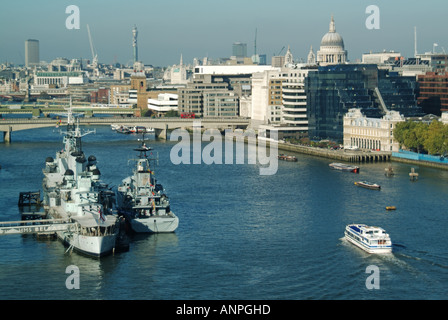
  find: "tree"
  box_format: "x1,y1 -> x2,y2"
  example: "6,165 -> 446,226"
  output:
165,110 -> 179,117
394,120 -> 448,155
394,121 -> 427,153
393,121 -> 410,149
408,122 -> 428,153
424,120 -> 448,155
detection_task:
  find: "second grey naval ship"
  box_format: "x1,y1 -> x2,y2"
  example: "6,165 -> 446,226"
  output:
117,136 -> 179,233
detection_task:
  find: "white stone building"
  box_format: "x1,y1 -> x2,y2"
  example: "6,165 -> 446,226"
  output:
343,108 -> 405,152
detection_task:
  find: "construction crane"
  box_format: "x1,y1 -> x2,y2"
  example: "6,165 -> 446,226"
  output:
274,46 -> 286,56
86,24 -> 98,68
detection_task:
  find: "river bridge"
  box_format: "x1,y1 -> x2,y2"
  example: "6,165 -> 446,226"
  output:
0,104 -> 136,118
0,117 -> 251,142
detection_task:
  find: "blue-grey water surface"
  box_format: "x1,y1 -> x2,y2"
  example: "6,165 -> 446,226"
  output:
0,125 -> 447,300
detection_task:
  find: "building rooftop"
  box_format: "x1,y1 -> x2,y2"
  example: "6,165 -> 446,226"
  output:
194,65 -> 280,75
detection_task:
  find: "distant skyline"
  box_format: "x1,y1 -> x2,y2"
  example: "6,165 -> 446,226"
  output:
1,0 -> 447,67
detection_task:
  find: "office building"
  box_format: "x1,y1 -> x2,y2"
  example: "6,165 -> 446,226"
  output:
232,42 -> 247,58
271,56 -> 285,68
417,72 -> 448,115
203,90 -> 239,117
148,93 -> 179,116
306,64 -> 421,141
362,51 -> 401,64
178,74 -> 229,117
34,71 -> 87,86
281,68 -> 310,130
251,70 -> 281,123
251,65 -> 314,140
110,84 -> 132,105
268,77 -> 283,124
417,53 -> 448,73
343,108 -> 404,152
25,39 -> 39,67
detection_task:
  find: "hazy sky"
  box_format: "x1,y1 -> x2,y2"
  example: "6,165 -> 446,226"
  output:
1,0 -> 447,67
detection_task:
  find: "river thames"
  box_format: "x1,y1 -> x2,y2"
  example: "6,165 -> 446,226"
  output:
0,124 -> 447,300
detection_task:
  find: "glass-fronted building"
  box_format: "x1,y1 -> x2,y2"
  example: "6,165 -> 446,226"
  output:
306,64 -> 421,141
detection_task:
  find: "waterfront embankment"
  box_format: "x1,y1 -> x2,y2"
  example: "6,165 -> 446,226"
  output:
275,141 -> 448,170
275,142 -> 390,163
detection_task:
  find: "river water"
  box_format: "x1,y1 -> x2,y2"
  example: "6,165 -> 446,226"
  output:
0,125 -> 447,300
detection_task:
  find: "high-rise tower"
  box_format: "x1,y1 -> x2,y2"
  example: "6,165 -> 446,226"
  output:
132,25 -> 138,63
232,42 -> 247,58
25,39 -> 39,67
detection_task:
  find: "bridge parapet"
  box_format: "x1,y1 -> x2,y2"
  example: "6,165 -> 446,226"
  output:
0,117 -> 250,142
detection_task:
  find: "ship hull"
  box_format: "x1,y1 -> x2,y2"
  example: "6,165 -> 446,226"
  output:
57,230 -> 118,257
129,216 -> 179,233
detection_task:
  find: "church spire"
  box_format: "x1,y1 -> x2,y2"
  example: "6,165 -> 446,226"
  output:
307,45 -> 316,64
329,14 -> 336,33
284,45 -> 293,66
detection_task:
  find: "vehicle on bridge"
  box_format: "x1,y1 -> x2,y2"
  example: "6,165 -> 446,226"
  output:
180,112 -> 195,119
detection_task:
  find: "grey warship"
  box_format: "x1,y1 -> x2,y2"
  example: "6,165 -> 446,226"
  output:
42,108 -> 119,257
117,136 -> 179,233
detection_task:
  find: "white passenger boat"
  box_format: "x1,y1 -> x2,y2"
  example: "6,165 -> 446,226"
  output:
344,224 -> 392,253
42,107 -> 120,257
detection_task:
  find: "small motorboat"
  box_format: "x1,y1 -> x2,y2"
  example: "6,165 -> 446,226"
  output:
278,154 -> 298,162
116,126 -> 131,134
354,181 -> 381,190
386,206 -> 396,211
329,162 -> 359,173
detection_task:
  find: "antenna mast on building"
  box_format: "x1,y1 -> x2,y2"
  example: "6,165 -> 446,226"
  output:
252,28 -> 260,64
132,25 -> 138,63
254,28 -> 257,56
414,26 -> 418,58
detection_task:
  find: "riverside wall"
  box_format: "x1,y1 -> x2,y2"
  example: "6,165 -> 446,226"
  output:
260,140 -> 391,163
